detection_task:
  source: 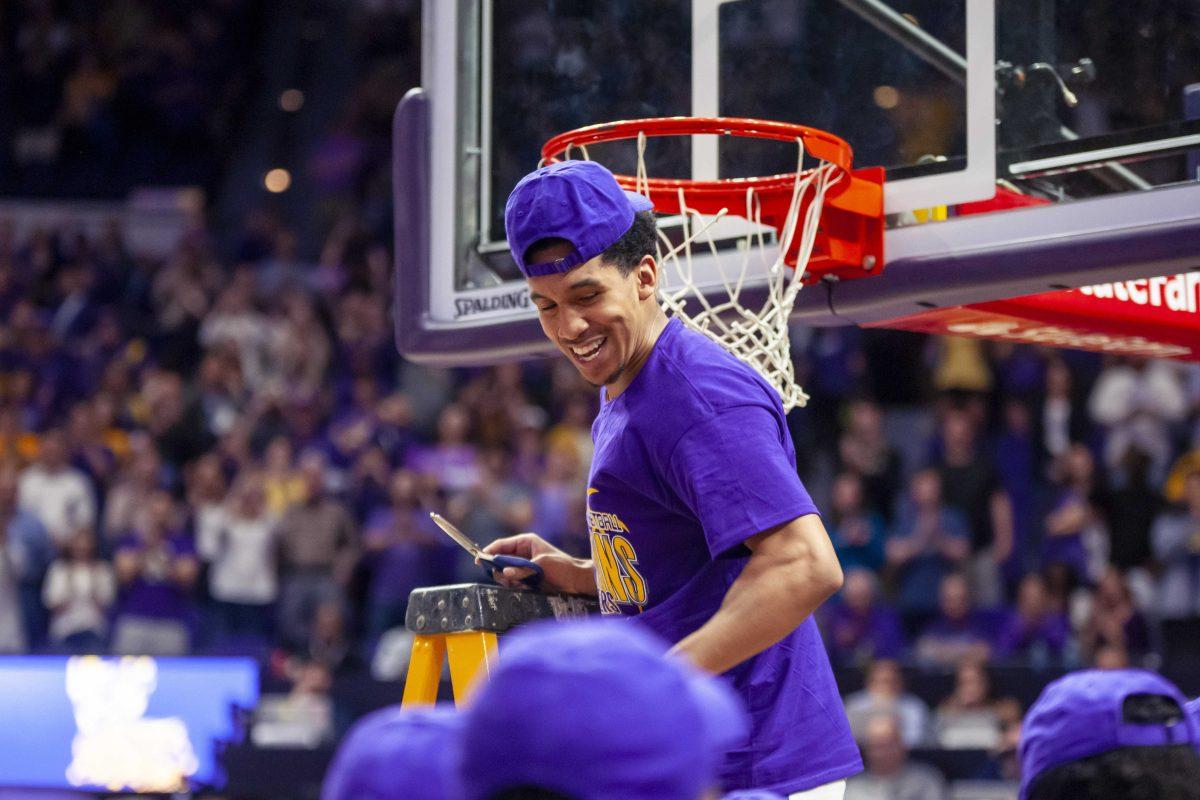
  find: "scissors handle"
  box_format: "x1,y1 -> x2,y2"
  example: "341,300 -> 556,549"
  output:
484,554 -> 543,588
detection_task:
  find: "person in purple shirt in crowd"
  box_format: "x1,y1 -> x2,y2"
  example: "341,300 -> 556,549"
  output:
459,619 -> 749,800
360,469 -> 456,649
111,488 -> 199,655
485,160 -> 860,798
996,573 -> 1072,667
1019,669 -> 1200,800
825,568 -> 906,668
405,403 -> 482,496
914,572 -> 996,667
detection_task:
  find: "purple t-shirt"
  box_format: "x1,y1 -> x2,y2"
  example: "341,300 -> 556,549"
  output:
587,318 -> 862,795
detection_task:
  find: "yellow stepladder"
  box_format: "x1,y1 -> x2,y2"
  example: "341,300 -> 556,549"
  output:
400,583 -> 598,707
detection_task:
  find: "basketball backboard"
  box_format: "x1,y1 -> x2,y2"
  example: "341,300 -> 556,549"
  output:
395,0 -> 1200,365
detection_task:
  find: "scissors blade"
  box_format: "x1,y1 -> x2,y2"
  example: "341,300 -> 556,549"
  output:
429,512 -> 490,561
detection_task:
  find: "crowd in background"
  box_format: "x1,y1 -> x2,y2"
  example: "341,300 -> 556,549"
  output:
2,212 -> 1200,783
0,0 -> 265,198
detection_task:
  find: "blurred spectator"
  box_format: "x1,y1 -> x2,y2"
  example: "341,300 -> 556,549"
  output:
932,409 -> 1013,606
199,274 -> 270,391
276,452 -> 358,647
544,391 -> 596,472
837,400 -> 903,523
1151,469 -> 1200,620
0,466 -> 31,652
1093,643 -> 1132,669
197,470 -> 279,650
1042,443 -> 1107,584
914,572 -> 994,667
996,574 -> 1072,667
0,462 -> 53,646
185,451 -> 227,542
406,404 -> 481,495
885,470 -> 970,629
0,405 -> 39,463
450,447 -> 534,547
826,568 -> 906,668
41,527 -> 114,653
1035,356 -> 1090,468
111,489 -> 199,655
1077,567 -> 1152,665
932,659 -> 1001,749
261,435 -> 305,514
994,397 -> 1039,584
361,469 -> 453,649
1100,446 -> 1160,578
1088,358 -> 1188,486
17,428 -> 95,548
63,400 -> 118,494
531,446 -> 587,555
828,471 -> 887,573
292,601 -> 362,678
102,432 -> 165,541
844,659 -> 930,748
932,337 -> 992,396
844,713 -> 947,800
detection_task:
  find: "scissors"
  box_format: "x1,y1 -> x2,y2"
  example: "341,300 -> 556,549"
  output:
429,512 -> 544,588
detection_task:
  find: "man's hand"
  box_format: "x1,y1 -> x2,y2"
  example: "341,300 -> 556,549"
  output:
482,533 -> 598,596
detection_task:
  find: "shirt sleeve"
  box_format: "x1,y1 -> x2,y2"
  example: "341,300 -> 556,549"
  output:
664,403 -> 818,558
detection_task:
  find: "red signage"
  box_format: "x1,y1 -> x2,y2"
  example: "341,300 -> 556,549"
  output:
872,272 -> 1200,361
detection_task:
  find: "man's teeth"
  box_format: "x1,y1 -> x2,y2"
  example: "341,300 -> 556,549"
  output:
571,337 -> 606,362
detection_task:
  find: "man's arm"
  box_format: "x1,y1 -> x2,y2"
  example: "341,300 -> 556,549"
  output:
671,513 -> 843,675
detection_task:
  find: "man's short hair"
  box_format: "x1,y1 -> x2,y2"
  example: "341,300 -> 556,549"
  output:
600,210 -> 657,275
1027,744 -> 1200,800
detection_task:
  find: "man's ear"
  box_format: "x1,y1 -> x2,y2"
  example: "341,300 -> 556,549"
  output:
634,255 -> 659,301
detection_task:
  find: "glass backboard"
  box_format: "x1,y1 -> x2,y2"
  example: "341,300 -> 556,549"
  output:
394,0 -> 1200,364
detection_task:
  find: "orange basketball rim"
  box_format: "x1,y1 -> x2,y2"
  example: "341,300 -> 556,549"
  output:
540,116 -> 886,282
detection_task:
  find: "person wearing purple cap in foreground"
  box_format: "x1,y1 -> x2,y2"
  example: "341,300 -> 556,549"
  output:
459,618 -> 748,800
321,704 -> 462,800
1018,668 -> 1200,800
484,159 -> 860,797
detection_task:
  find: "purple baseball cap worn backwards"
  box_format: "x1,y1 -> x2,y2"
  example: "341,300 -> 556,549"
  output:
505,159 -> 654,278
321,705 -> 463,800
1018,669 -> 1200,799
459,618 -> 749,800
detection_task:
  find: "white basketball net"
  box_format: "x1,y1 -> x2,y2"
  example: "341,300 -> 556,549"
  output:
632,133 -> 844,411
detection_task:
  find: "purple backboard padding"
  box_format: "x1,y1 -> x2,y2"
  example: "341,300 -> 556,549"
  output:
800,181 -> 1200,327
393,92 -> 1200,365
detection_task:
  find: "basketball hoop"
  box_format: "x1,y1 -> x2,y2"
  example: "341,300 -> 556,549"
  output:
541,117 -> 884,410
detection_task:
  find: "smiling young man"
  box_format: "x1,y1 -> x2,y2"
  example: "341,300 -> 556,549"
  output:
484,160 -> 862,798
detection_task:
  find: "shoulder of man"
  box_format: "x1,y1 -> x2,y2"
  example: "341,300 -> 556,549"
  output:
647,322 -> 782,417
